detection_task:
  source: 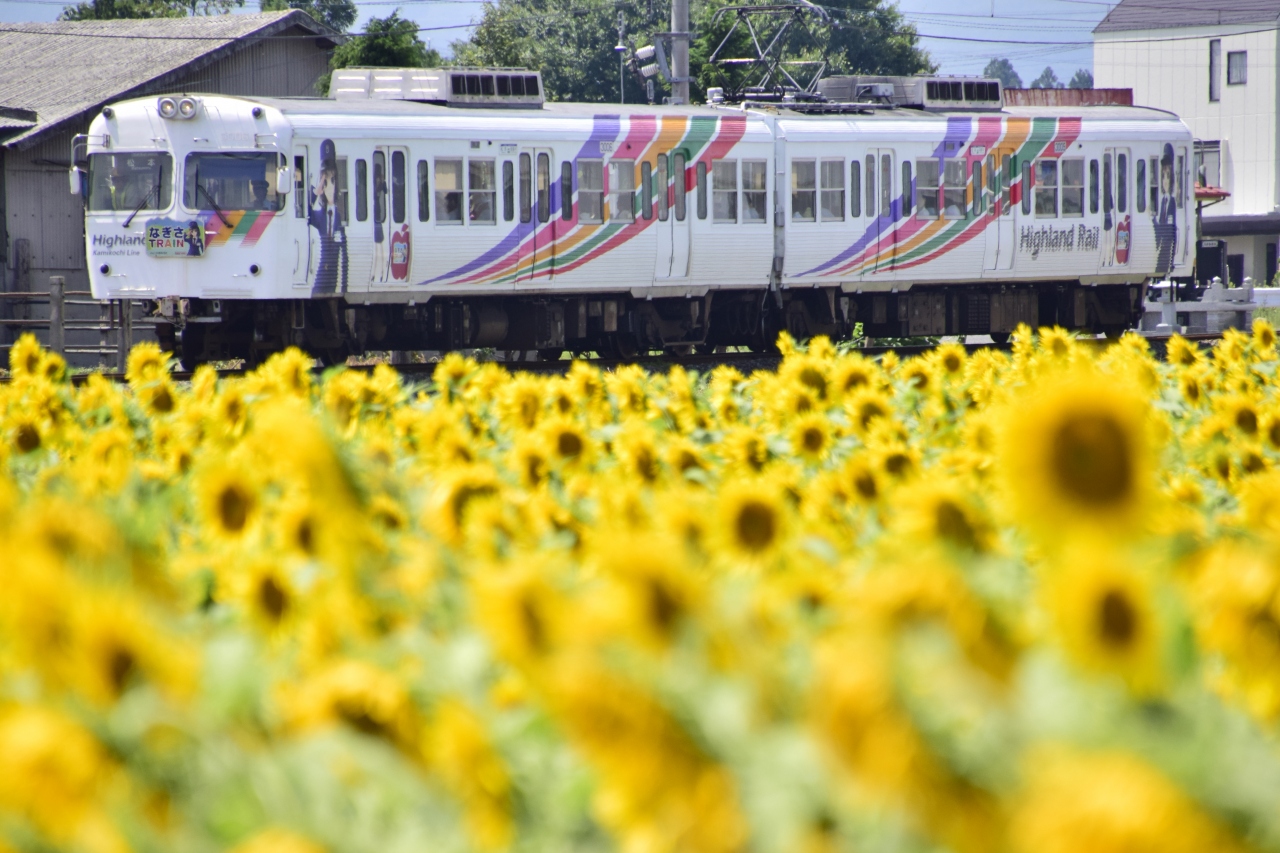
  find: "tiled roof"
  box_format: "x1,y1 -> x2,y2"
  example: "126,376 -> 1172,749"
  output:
0,11 -> 334,149
1094,0 -> 1280,34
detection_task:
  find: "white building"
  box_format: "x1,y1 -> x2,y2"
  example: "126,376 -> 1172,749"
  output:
1094,0 -> 1280,285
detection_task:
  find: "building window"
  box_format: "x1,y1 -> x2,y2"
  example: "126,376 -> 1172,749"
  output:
1135,158 -> 1146,213
865,155 -> 876,217
561,161 -> 573,222
536,153 -> 550,223
673,153 -> 687,222
1089,159 -> 1099,214
1209,39 -> 1221,101
1117,152 -> 1128,213
435,159 -> 462,223
1149,156 -> 1159,211
469,159 -> 495,224
820,159 -> 845,221
1228,51 -> 1247,85
901,161 -> 912,215
792,160 -> 816,222
373,150 -> 387,225
743,160 -> 767,223
1195,140 -> 1221,187
713,159 -> 738,222
391,151 -> 406,225
971,160 -> 984,217
657,155 -> 669,222
578,159 -> 603,223
1021,160 -> 1032,215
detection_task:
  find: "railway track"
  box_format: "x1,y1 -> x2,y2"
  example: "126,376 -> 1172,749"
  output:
1,332 -> 1228,385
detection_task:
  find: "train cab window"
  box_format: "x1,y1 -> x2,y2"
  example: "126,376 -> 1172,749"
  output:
1089,160 -> 1099,214
502,161 -> 514,222
1135,158 -> 1146,213
674,153 -> 687,221
469,159 -> 496,224
519,153 -> 532,223
743,160 -> 767,223
1102,153 -> 1113,214
915,159 -> 940,220
696,162 -> 708,220
1117,152 -> 1128,213
536,153 -> 550,223
391,151 -> 406,225
373,151 -> 387,225
578,159 -> 604,223
641,161 -> 654,221
1035,160 -> 1058,217
865,155 -> 876,217
901,161 -> 912,216
971,160 -> 984,217
435,159 -> 462,223
356,159 -> 368,222
417,160 -> 430,221
1021,161 -> 1032,215
943,159 -> 965,219
821,159 -> 845,222
850,160 -> 861,218
1061,159 -> 1084,217
183,152 -> 277,212
610,159 -> 635,222
791,160 -> 816,222
293,155 -> 306,218
657,155 -> 669,222
562,161 -> 573,221
336,157 -> 349,223
713,159 -> 737,222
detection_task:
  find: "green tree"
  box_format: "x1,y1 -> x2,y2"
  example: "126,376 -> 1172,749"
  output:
259,0 -> 356,32
60,0 -> 239,18
982,57 -> 1021,89
453,0 -> 932,104
1068,68 -> 1093,89
1029,66 -> 1063,89
321,11 -> 442,94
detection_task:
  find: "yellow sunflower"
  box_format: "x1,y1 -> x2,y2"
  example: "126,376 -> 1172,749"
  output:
713,478 -> 789,563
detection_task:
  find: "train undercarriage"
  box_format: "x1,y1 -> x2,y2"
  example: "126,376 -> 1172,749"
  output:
153,281 -> 1147,369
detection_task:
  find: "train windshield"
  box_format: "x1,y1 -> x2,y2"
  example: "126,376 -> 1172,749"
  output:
183,152 -> 283,212
86,153 -> 174,212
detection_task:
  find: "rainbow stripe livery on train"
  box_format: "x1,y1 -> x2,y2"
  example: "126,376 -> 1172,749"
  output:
76,69 -> 1194,365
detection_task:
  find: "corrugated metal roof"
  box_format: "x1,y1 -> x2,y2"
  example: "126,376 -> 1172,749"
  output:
1094,0 -> 1280,34
0,11 -> 333,149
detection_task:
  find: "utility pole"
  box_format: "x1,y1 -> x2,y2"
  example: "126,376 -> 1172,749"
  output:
671,0 -> 689,105
616,11 -> 627,105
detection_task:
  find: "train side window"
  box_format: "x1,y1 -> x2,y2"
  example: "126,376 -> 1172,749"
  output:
1035,159 -> 1057,217
562,161 -> 573,222
293,154 -> 306,218
435,158 -> 462,223
743,160 -> 767,223
373,151 -> 387,225
469,159 -> 496,224
1117,152 -> 1128,213
502,160 -> 514,222
1021,160 -> 1032,215
578,159 -> 603,223
673,153 -> 687,221
971,160 -> 983,217
900,160 -> 912,216
915,158 -> 939,220
821,159 -> 844,222
1135,158 -> 1146,213
519,153 -> 532,223
881,155 -> 892,216
336,157 -> 349,223
850,160 -> 861,217
641,161 -> 653,221
1089,159 -> 1099,213
696,161 -> 708,220
356,158 -> 368,222
657,155 -> 669,221
536,153 -> 550,223
391,151 -> 406,225
1061,159 -> 1084,217
1149,157 -> 1159,211
417,160 -> 429,221
943,159 -> 965,219
610,159 -> 636,222
791,159 -> 816,222
713,159 -> 737,223
1102,153 -> 1113,214
865,155 -> 876,217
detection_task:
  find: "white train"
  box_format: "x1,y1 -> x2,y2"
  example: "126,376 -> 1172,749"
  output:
76,69 -> 1194,365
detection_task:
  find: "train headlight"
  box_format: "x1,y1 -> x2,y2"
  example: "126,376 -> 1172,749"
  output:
177,97 -> 199,119
157,97 -> 178,118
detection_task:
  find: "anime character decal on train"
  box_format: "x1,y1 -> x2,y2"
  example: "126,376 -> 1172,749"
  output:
422,114 -> 747,287
308,139 -> 349,296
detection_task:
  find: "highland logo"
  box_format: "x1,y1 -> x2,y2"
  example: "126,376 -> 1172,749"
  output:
92,234 -> 144,250
1020,224 -> 1101,259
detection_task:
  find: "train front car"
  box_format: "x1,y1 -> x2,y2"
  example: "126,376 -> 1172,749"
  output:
78,95 -> 294,367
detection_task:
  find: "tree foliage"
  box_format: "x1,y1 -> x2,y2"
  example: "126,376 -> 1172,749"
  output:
1068,68 -> 1094,89
1029,66 -> 1063,89
60,0 -> 240,18
259,0 -> 356,32
322,12 -> 442,94
982,57 -> 1021,89
452,0 -> 933,104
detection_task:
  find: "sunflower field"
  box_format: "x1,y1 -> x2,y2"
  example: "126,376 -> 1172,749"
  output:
5,323 -> 1280,853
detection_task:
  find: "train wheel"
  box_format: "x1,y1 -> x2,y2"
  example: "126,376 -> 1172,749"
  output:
177,325 -> 205,372
319,345 -> 349,367
989,332 -> 1011,345
606,334 -> 640,359
537,348 -> 565,361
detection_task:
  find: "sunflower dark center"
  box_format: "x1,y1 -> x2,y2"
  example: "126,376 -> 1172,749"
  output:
1097,589 -> 1137,649
258,575 -> 289,621
934,501 -> 978,550
1050,413 -> 1133,506
15,423 -> 40,454
107,644 -> 137,694
1236,408 -> 1258,435
557,430 -> 584,458
646,578 -> 681,633
735,500 -> 778,552
802,427 -> 825,454
218,484 -> 252,532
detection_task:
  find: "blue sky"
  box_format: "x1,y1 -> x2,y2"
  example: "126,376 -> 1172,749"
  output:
0,0 -> 1108,82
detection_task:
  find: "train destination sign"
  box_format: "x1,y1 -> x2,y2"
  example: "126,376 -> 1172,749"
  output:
144,218 -> 206,258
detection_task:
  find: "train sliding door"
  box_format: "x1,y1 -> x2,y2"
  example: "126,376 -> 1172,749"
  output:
518,148 -> 554,283
983,148 -> 1015,272
866,149 -> 895,272
655,151 -> 691,280
292,144 -> 314,287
